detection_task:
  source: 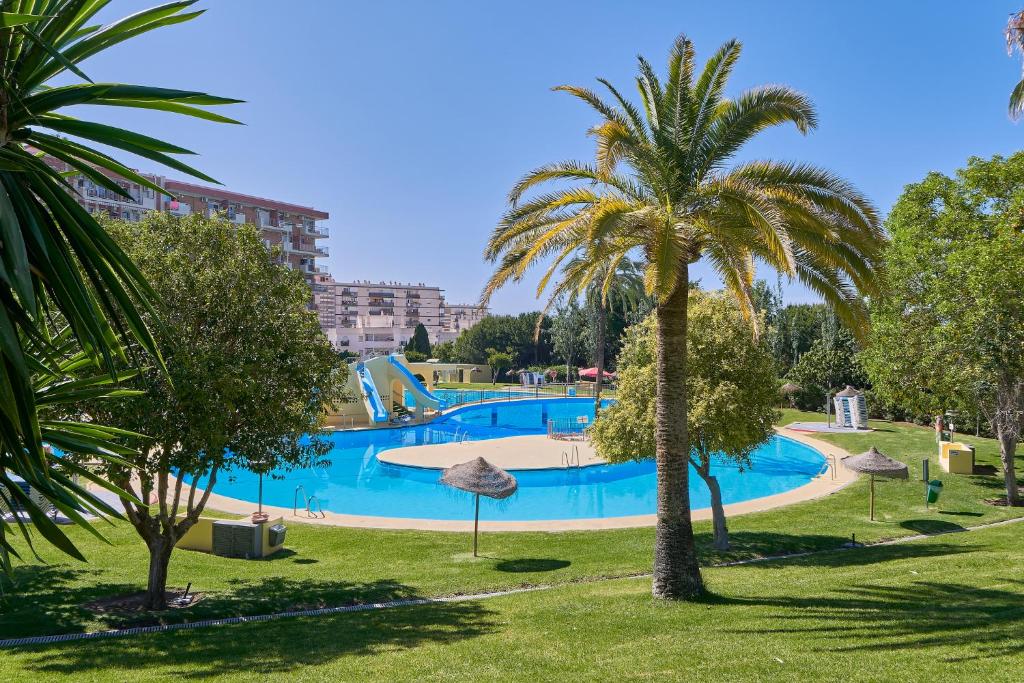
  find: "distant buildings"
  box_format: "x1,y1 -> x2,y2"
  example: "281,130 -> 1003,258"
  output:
40,154 -> 329,283
312,274 -> 488,358
41,153 -> 488,355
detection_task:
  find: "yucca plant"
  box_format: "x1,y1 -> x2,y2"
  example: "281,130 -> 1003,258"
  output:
485,35 -> 884,599
0,1 -> 238,561
1,323 -> 145,572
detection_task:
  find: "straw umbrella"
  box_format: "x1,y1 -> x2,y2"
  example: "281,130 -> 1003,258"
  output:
779,382 -> 801,408
842,447 -> 909,520
440,457 -> 518,556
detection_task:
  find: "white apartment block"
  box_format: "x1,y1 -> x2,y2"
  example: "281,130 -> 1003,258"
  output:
313,276 -> 488,357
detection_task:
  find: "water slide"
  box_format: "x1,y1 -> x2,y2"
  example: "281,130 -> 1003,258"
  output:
356,362 -> 388,423
387,355 -> 444,410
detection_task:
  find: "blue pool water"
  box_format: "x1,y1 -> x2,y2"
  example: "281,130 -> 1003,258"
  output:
194,398 -> 826,522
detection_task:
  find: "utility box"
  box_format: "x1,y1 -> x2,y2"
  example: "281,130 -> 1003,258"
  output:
939,442 -> 975,474
177,516 -> 286,559
212,519 -> 263,559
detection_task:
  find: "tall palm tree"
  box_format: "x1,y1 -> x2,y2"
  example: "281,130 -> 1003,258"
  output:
581,256 -> 645,415
484,35 -> 883,599
545,253 -> 645,415
1007,11 -> 1024,118
0,2 -> 238,561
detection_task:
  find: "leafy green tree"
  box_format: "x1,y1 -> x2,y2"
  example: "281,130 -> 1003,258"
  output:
484,348 -> 513,385
484,35 -> 883,598
403,350 -> 428,363
0,1 -> 239,561
404,323 -> 431,356
592,294 -> 778,550
865,153 -> 1024,506
432,340 -> 456,363
452,313 -> 552,368
780,303 -> 829,371
786,323 -> 868,411
550,299 -> 588,383
83,214 -> 345,609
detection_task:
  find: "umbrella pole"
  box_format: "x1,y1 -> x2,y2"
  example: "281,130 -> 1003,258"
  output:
473,493 -> 480,557
869,474 -> 875,521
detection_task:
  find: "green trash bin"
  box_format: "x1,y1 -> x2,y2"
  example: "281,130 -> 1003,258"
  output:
268,523 -> 287,547
926,479 -> 943,504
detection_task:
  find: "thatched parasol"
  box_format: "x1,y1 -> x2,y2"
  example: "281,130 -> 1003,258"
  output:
842,447 -> 908,520
779,382 -> 801,407
440,457 -> 518,556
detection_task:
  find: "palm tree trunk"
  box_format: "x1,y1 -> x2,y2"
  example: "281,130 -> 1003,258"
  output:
652,276 -> 703,599
593,301 -> 607,417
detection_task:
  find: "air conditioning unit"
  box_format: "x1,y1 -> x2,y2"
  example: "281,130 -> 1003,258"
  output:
212,519 -> 263,559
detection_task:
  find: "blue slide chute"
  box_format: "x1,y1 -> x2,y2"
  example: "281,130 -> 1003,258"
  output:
356,362 -> 388,423
388,355 -> 444,410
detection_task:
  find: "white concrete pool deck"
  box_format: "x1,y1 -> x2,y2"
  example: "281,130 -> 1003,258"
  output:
377,435 -> 604,470
163,427 -> 857,532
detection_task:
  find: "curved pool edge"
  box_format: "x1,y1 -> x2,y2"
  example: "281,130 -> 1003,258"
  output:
161,427 -> 858,532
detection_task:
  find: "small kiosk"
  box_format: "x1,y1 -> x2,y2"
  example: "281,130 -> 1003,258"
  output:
833,385 -> 868,429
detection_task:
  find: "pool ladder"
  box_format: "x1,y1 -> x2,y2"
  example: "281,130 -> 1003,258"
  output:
561,445 -> 581,468
293,485 -> 326,519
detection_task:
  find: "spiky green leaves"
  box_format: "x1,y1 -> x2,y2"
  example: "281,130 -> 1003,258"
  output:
0,0 -> 238,565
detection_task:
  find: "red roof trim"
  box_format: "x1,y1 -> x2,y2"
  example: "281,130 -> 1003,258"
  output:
163,180 -> 329,219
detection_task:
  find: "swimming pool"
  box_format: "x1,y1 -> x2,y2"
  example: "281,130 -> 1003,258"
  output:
190,398 -> 826,522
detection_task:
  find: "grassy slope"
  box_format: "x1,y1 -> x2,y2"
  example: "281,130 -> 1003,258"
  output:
3,522 -> 1022,681
1,411 -> 1021,640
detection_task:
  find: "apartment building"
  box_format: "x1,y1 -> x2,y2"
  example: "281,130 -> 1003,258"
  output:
41,154 -> 329,284
441,303 -> 490,340
316,277 -> 488,357
40,153 -> 486,351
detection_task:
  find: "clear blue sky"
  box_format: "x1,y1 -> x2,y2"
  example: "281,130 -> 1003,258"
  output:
76,1 -> 1024,312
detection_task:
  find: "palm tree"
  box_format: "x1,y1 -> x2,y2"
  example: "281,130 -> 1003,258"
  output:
0,2 -> 238,561
538,253 -> 645,415
581,257 -> 645,415
484,35 -> 883,599
1007,11 -> 1024,118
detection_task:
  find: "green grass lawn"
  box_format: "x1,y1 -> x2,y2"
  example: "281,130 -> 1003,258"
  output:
3,521 -> 1021,681
1,411 -> 1022,679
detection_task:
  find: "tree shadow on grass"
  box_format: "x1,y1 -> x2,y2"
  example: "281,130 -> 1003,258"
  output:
697,531 -> 972,570
899,519 -> 966,535
1,568 -> 485,642
0,565 -> 138,638
494,558 -> 571,573
717,578 -> 1024,662
16,587 -> 498,678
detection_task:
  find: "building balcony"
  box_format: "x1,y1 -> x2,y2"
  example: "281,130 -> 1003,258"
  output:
315,245 -> 329,257
303,223 -> 329,238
